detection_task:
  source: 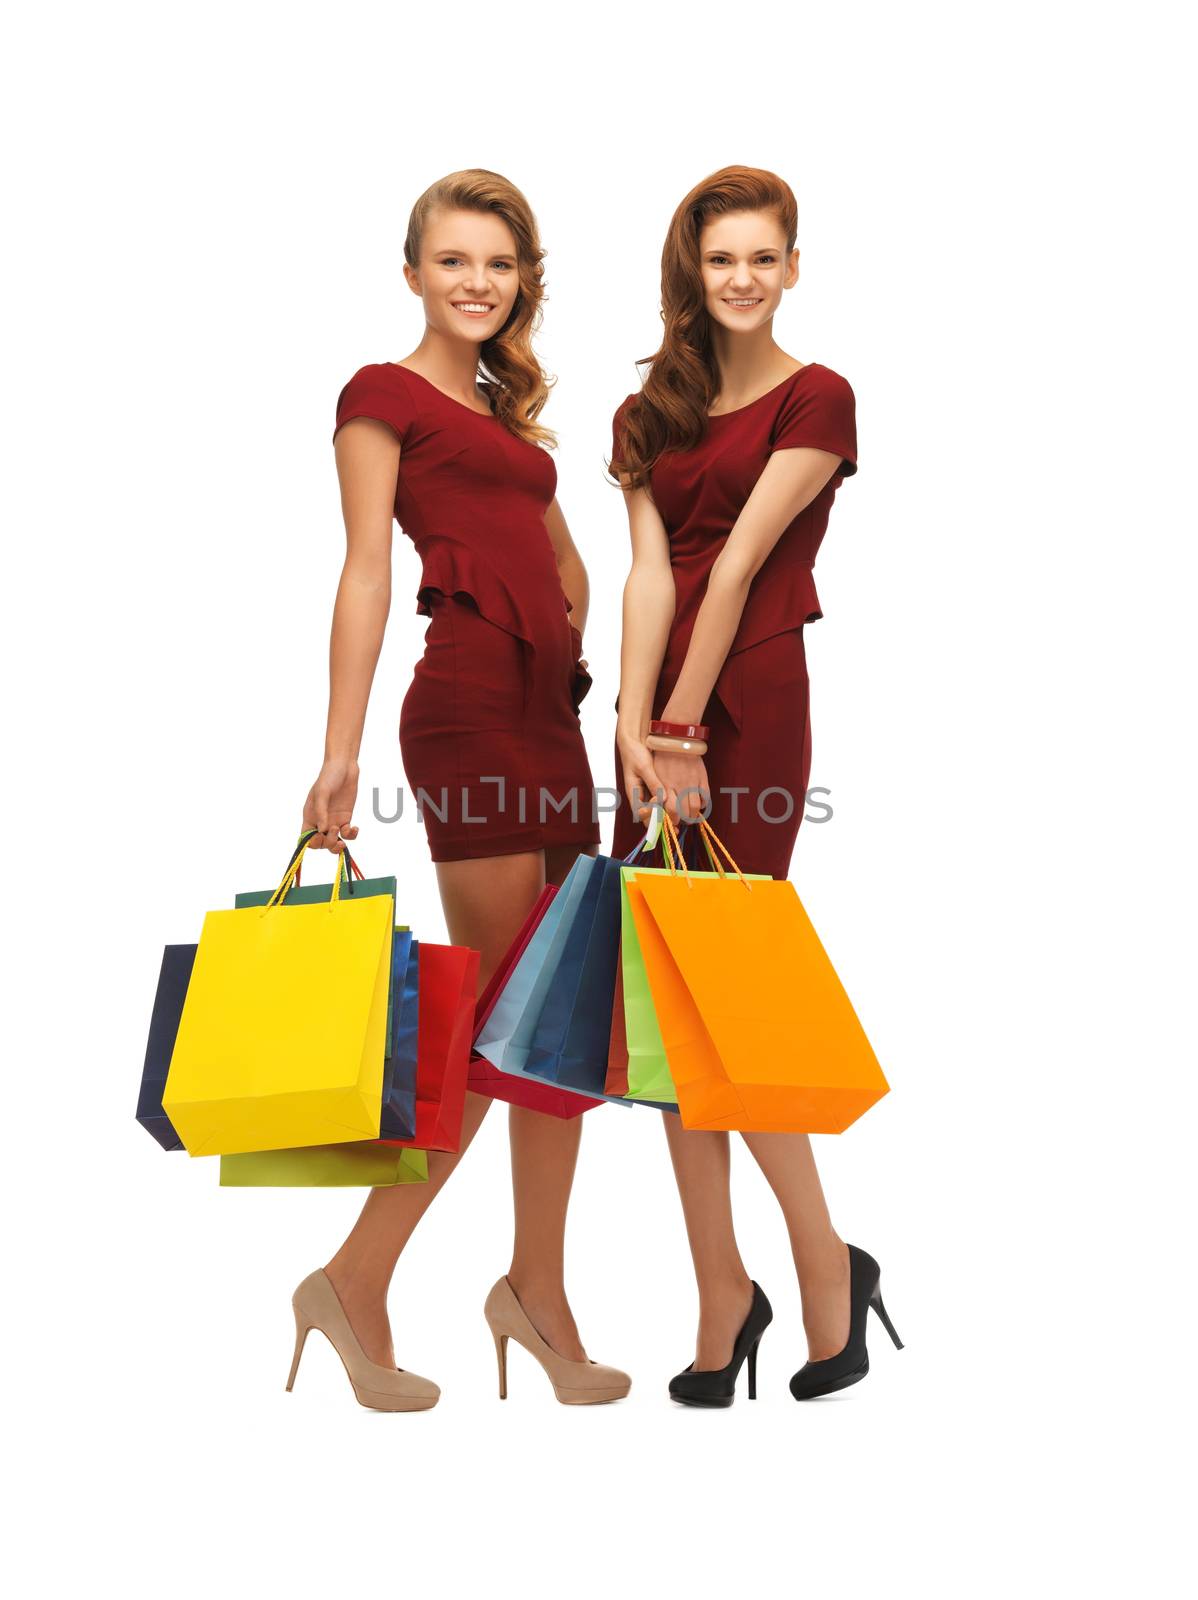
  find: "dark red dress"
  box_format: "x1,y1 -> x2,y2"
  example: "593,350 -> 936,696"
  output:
334,363 -> 600,862
609,362 -> 858,879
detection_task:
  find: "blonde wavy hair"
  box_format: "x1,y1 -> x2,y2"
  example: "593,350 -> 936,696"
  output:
404,169 -> 555,448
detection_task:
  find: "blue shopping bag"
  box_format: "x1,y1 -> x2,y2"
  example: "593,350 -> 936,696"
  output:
473,855 -> 593,1076
136,944 -> 195,1150
527,846 -> 677,1110
379,934 -> 418,1140
525,857 -> 621,1092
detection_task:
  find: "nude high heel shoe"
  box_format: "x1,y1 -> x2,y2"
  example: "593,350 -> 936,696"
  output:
286,1269 -> 440,1412
483,1276 -> 631,1405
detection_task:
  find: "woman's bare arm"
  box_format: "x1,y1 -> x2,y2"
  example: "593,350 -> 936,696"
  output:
544,495 -> 590,641
615,484 -> 675,826
660,445 -> 843,726
301,417 -> 398,853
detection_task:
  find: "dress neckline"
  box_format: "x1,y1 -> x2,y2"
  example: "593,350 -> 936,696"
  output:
387,362 -> 497,420
706,362 -> 821,421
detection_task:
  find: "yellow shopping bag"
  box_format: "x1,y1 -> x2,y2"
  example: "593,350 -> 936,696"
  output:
163,837 -> 394,1156
631,815 -> 889,1134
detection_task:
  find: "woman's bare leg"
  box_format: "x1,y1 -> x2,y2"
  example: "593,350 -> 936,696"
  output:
661,1115 -> 755,1369
324,848 -> 545,1366
505,840 -> 598,1362
740,1131 -> 850,1361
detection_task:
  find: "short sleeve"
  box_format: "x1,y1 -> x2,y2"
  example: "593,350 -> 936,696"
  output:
610,393 -> 636,474
333,363 -> 414,445
770,367 -> 858,478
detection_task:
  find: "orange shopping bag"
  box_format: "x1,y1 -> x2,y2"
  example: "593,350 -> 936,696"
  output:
626,815 -> 889,1133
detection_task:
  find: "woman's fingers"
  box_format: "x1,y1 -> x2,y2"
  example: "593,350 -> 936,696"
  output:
680,784 -> 704,822
631,762 -> 666,823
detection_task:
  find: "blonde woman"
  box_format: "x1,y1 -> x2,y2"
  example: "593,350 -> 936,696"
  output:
290,170 -> 629,1411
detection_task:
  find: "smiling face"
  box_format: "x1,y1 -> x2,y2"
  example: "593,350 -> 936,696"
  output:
698,209 -> 798,334
403,207 -> 521,343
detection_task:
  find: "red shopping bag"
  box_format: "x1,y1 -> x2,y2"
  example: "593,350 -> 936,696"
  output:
384,942 -> 480,1153
469,885 -> 600,1119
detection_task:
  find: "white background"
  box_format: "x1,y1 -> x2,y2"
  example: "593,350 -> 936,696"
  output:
4,2 -> 1193,1595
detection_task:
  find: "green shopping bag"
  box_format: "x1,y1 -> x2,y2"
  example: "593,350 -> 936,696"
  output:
620,865 -> 676,1103
219,1143 -> 428,1187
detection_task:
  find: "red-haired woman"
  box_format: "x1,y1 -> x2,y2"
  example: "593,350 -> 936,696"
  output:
611,166 -> 901,1406
290,171 -> 629,1411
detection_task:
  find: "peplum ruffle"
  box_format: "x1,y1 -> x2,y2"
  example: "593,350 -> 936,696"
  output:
414,531 -> 543,649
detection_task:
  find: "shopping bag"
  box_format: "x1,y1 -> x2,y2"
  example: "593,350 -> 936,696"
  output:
236,843 -> 416,1134
382,941 -> 480,1153
471,886 -> 557,1049
524,864 -> 617,1088
473,854 -> 593,1080
136,944 -> 195,1150
618,822 -> 710,1104
378,931 -> 418,1140
469,886 -> 597,1118
604,943 -> 629,1097
234,839 -> 399,1060
244,837 -> 415,1136
163,837 -> 394,1155
523,856 -> 639,1105
620,864 -> 678,1105
219,1143 -> 428,1187
633,817 -> 889,1133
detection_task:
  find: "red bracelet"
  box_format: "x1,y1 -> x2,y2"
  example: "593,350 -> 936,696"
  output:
650,718 -> 710,740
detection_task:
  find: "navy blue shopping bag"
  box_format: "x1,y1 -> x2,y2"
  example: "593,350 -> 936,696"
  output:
379,935 -> 419,1140
524,852 -> 675,1110
136,944 -> 195,1149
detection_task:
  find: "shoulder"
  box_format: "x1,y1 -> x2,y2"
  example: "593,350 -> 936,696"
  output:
334,362 -> 418,442
770,362 -> 858,474
612,391 -> 638,426
790,363 -> 855,405
772,362 -> 857,418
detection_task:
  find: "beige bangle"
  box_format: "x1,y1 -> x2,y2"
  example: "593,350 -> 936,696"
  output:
646,732 -> 708,756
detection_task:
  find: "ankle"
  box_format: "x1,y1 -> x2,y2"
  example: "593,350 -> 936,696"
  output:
324,1258 -> 391,1309
794,1235 -> 849,1287
696,1270 -> 754,1313
506,1269 -> 568,1311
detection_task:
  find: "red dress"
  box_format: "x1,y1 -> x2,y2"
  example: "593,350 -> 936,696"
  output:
334,363 -> 600,863
609,362 -> 858,878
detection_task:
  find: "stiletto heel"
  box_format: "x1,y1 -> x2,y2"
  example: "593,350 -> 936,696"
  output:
483,1277 -> 631,1405
286,1269 -> 440,1412
669,1283 -> 773,1408
869,1285 -> 904,1350
285,1314 -> 311,1392
493,1330 -> 509,1399
789,1244 -> 904,1401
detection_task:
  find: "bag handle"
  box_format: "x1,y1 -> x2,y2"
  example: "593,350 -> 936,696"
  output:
623,805 -> 700,866
660,811 -> 753,893
659,810 -> 690,883
290,828 -> 364,890
263,831 -> 361,914
696,816 -> 752,891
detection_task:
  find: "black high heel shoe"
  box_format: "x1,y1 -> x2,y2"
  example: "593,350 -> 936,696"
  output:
669,1282 -> 773,1408
789,1243 -> 903,1401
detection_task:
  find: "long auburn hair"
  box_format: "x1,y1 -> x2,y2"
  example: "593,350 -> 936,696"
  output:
612,166 -> 798,487
404,169 -> 555,447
